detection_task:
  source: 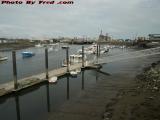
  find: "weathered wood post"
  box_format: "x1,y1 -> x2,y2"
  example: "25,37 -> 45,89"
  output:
82,46 -> 84,68
12,51 -> 18,89
45,48 -> 49,79
66,47 -> 69,73
96,44 -> 99,63
62,46 -> 70,73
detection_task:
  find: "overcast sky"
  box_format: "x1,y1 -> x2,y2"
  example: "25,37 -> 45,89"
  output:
0,0 -> 160,39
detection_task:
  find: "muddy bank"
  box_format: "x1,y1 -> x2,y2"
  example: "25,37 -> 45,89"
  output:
103,61 -> 160,120
0,42 -> 34,51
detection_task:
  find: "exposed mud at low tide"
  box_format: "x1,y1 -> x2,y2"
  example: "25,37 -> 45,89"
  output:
103,61 -> 160,120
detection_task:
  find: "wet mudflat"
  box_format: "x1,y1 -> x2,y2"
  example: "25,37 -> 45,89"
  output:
0,45 -> 159,120
48,55 -> 160,120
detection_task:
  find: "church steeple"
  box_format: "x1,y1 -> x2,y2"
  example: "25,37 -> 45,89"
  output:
100,30 -> 103,35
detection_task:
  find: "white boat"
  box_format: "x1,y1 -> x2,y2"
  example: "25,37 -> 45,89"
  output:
70,71 -> 78,76
77,43 -> 97,54
76,68 -> 81,73
120,45 -> 126,49
62,54 -> 87,67
0,56 -> 8,61
35,44 -> 43,48
48,47 -> 54,52
100,47 -> 109,54
49,76 -> 58,83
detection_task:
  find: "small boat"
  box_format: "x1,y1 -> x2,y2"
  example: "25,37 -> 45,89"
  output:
21,52 -> 35,58
35,44 -> 43,48
76,68 -> 81,73
48,47 -> 54,52
100,48 -> 109,54
70,70 -> 78,76
49,76 -> 58,83
0,56 -> 8,61
62,54 -> 87,67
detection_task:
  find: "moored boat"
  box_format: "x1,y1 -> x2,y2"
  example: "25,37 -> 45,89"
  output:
70,70 -> 78,76
21,52 -> 35,58
35,44 -> 43,48
62,54 -> 87,67
0,56 -> 8,61
49,76 -> 58,83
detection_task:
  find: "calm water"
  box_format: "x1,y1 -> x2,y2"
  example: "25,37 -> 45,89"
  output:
1,45 -> 158,120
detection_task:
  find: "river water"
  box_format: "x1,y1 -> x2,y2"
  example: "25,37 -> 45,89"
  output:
0,45 -> 159,120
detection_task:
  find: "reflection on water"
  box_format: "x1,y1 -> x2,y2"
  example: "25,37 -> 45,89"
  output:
0,69 -> 99,120
1,52 -> 159,120
81,70 -> 84,90
15,95 -> 21,120
46,84 -> 50,113
67,76 -> 70,100
0,46 -> 146,120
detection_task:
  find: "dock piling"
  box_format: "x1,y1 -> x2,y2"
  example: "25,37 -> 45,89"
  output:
12,51 -> 18,89
45,48 -> 49,79
82,46 -> 84,67
66,48 -> 69,73
96,44 -> 99,63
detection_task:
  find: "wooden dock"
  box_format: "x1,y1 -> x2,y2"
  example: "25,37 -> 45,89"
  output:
0,62 -> 97,97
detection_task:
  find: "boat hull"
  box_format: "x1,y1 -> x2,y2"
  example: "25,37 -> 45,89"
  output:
22,52 -> 35,58
0,57 -> 8,61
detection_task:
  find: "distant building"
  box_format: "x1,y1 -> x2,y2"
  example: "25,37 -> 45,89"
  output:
98,30 -> 112,42
149,34 -> 160,41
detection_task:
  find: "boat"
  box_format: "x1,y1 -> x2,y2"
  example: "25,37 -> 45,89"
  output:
0,56 -> 8,61
35,44 -> 43,48
70,70 -> 78,76
76,68 -> 81,73
100,47 -> 109,54
21,52 -> 35,58
119,45 -> 126,49
78,44 -> 97,54
48,47 -> 54,52
49,76 -> 58,83
62,54 -> 87,67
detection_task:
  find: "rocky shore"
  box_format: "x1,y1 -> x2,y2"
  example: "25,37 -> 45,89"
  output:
103,61 -> 160,120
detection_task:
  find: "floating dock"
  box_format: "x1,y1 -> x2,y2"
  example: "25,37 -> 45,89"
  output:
0,62 -> 98,97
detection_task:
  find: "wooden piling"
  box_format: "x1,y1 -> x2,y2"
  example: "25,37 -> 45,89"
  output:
66,48 -> 69,72
82,46 -> 84,67
12,51 -> 18,89
96,44 -> 99,63
45,48 -> 49,79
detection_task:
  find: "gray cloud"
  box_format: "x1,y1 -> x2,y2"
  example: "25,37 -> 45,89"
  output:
0,0 -> 160,39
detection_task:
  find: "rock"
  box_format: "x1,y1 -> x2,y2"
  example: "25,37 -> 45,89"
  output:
153,87 -> 158,90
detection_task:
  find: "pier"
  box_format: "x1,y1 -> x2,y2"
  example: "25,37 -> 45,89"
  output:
0,46 -> 160,97
0,61 -> 96,97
